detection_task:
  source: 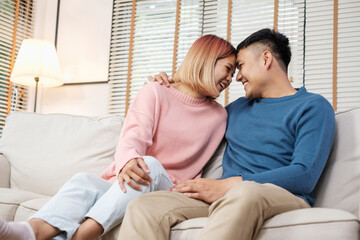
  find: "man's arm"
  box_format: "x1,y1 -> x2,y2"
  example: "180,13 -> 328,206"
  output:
241,99 -> 335,195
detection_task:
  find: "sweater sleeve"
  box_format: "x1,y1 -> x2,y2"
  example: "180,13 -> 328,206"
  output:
241,99 -> 335,195
113,84 -> 159,177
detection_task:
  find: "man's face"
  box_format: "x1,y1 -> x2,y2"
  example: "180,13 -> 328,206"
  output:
235,47 -> 266,99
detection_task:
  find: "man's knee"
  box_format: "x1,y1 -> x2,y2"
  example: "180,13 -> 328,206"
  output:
211,181 -> 300,214
227,181 -> 264,201
209,181 -> 267,214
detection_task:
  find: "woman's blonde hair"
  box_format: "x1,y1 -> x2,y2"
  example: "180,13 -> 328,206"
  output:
174,35 -> 236,98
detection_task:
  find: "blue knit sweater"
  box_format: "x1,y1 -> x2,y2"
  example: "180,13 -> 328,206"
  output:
222,87 -> 335,205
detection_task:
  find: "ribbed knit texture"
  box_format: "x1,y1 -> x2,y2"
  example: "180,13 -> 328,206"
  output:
222,87 -> 335,205
102,82 -> 227,184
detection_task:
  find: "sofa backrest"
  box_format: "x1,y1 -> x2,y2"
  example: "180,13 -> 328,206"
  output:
0,112 -> 124,196
314,107 -> 360,218
202,139 -> 226,179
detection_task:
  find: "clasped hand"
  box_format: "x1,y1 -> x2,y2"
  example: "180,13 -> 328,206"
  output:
118,158 -> 152,192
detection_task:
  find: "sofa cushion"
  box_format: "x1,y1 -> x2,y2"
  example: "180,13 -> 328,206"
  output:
0,154 -> 10,188
314,107 -> 360,218
13,197 -> 50,222
257,208 -> 359,240
170,217 -> 207,239
201,139 -> 226,179
0,188 -> 44,221
170,208 -> 359,240
0,112 -> 124,196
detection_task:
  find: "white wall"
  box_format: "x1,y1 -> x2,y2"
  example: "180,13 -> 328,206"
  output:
31,0 -> 110,116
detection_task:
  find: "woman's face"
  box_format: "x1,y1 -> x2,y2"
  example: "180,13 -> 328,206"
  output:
214,54 -> 236,95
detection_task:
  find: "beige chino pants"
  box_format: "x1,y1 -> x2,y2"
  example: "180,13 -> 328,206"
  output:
118,181 -> 309,240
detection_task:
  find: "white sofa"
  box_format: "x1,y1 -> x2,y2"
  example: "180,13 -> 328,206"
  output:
0,109 -> 359,240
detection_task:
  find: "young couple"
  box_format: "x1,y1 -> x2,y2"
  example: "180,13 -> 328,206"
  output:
0,28 -> 335,240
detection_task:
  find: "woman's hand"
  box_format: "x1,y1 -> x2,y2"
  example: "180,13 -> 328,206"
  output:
118,158 -> 152,192
147,72 -> 174,87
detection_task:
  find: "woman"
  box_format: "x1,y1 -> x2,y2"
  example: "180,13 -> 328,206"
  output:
0,34 -> 236,240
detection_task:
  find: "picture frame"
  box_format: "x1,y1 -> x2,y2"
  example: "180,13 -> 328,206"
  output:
54,0 -> 113,84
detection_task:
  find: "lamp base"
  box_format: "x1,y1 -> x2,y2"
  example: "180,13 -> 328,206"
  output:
34,77 -> 39,112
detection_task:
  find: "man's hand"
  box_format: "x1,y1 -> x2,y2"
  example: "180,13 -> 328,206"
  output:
118,158 -> 152,193
147,72 -> 174,87
169,177 -> 243,203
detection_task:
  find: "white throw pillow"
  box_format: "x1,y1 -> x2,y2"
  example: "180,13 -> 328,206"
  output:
0,112 -> 124,196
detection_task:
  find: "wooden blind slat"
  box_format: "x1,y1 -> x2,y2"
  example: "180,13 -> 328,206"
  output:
224,0 -> 232,106
125,0 -> 136,115
172,0 -> 181,78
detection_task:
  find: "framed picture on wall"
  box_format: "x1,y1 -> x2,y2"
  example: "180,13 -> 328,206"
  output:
55,0 -> 113,84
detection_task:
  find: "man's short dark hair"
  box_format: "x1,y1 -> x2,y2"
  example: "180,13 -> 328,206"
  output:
237,28 -> 291,70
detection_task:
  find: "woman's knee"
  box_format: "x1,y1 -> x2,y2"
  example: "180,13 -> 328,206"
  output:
69,172 -> 93,182
68,172 -> 101,187
142,156 -> 164,171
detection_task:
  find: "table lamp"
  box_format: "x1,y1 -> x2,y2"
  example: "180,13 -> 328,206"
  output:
10,39 -> 63,112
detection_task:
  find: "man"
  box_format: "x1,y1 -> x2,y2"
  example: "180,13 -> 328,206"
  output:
117,28 -> 335,240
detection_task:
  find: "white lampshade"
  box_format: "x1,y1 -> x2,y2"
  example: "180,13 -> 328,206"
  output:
10,39 -> 63,87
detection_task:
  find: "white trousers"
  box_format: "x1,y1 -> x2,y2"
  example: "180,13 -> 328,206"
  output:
30,156 -> 173,240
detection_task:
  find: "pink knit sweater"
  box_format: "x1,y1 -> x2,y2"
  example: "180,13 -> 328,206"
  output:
101,82 -> 227,184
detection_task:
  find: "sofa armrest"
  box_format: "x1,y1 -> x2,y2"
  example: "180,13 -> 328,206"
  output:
0,154 -> 10,188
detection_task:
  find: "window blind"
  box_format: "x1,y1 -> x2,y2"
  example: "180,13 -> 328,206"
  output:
176,0 -> 204,72
130,0 -> 177,103
277,0 -> 305,90
108,0 -> 360,115
337,0 -> 360,111
203,0 -> 228,105
0,0 -> 34,134
303,0 -> 334,105
229,0 -> 274,104
175,0 -> 230,106
109,0 -> 177,116
108,0 -> 133,116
